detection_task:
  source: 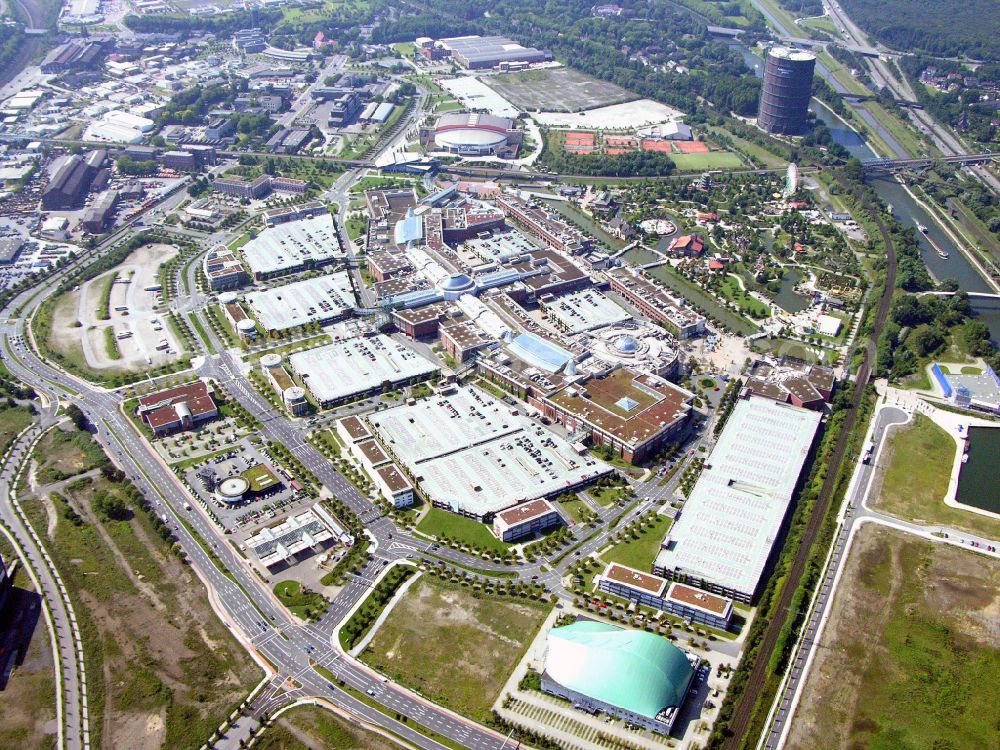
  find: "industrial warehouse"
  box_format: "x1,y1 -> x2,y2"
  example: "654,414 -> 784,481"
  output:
366,385 -> 612,519
654,395 -> 822,602
415,35 -> 552,69
288,335 -> 439,406
244,272 -> 357,334
239,213 -> 345,280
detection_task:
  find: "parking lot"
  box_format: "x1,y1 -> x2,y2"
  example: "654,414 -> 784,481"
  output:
182,437 -> 311,533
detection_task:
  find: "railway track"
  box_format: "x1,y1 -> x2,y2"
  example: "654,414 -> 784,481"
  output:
720,176 -> 897,750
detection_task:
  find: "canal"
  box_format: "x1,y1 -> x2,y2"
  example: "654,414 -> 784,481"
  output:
955,426 -> 1000,514
728,36 -> 999,336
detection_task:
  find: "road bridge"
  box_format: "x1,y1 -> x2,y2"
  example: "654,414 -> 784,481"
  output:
862,152 -> 999,172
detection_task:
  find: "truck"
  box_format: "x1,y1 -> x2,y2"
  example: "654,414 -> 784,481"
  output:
862,440 -> 875,464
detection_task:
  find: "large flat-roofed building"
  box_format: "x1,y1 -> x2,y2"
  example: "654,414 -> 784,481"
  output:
606,266 -> 705,339
543,369 -> 693,464
493,498 -> 562,542
240,214 -> 344,280
373,464 -> 415,508
497,193 -> 593,255
247,505 -> 341,570
366,385 -> 611,519
136,381 -> 218,436
541,289 -> 632,334
244,272 -> 356,334
597,563 -> 734,631
654,396 -> 822,602
289,335 -> 438,407
436,35 -> 551,69
541,621 -> 694,735
203,246 -> 247,291
212,174 -> 272,199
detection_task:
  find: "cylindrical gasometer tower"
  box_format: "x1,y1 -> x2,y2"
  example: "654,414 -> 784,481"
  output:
758,46 -> 816,135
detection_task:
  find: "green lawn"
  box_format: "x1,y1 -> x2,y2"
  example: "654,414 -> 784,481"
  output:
720,274 -> 770,317
416,507 -> 509,553
669,151 -> 745,171
0,405 -> 34,455
274,579 -> 327,620
877,415 -> 1000,539
557,494 -> 589,524
799,14 -> 838,35
600,514 -> 672,571
361,575 -> 550,722
588,484 -> 631,507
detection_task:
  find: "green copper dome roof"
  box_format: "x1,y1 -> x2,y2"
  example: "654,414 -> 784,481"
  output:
544,621 -> 694,719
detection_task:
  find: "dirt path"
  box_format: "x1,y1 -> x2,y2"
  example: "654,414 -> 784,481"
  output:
70,496 -> 167,613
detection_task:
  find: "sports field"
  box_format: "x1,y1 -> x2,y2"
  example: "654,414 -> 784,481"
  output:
669,151 -> 745,171
485,67 -> 635,113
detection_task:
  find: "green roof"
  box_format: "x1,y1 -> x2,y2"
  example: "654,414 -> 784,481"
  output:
544,621 -> 693,719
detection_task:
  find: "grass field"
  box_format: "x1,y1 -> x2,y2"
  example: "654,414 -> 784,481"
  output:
720,275 -> 770,317
20,469 -> 261,750
0,404 -> 34,456
33,426 -> 108,484
274,579 -> 328,620
876,415 -> 1000,539
798,14 -> 838,35
669,151 -> 745,171
256,705 -> 402,750
362,575 -> 550,721
416,507 -> 509,553
600,514 -> 672,571
788,524 -> 1000,750
706,126 -> 787,169
588,484 -> 630,507
557,494 -> 589,524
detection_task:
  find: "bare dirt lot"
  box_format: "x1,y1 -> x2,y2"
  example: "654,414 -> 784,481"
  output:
787,524 -> 1000,750
50,243 -> 182,373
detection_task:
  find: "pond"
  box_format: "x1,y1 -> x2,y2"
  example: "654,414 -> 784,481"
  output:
955,426 -> 1000,514
773,268 -> 812,314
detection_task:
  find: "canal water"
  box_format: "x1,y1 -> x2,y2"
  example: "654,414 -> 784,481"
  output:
727,38 -> 999,337
954,426 -> 1000,513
